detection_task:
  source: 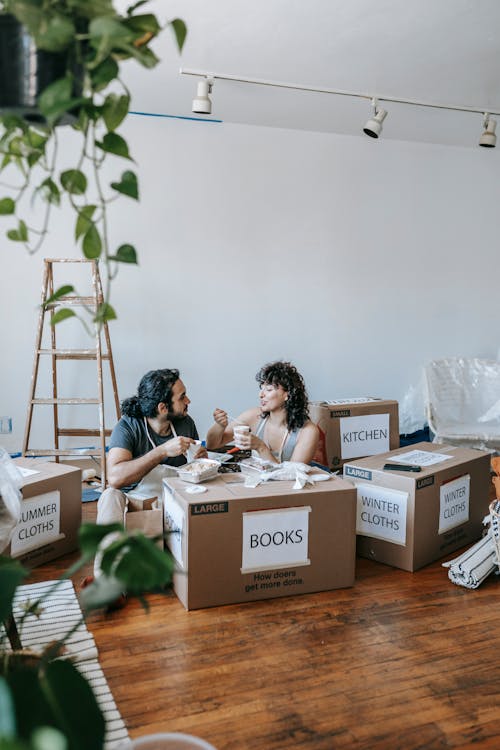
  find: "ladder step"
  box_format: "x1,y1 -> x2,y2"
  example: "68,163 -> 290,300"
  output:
45,296 -> 102,308
57,428 -> 112,437
31,398 -> 100,405
24,448 -> 102,457
38,349 -> 110,360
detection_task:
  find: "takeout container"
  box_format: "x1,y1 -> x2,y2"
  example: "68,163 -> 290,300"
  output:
176,459 -> 220,483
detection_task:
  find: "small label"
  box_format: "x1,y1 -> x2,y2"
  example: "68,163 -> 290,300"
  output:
416,475 -> 435,490
190,501 -> 229,515
344,466 -> 372,481
330,409 -> 351,418
439,474 -> 470,534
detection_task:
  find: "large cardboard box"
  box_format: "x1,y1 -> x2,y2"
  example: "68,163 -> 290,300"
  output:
342,442 -> 491,571
309,398 -> 400,471
163,473 -> 357,610
6,458 -> 82,568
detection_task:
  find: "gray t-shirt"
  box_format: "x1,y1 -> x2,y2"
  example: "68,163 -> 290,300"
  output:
109,414 -> 199,490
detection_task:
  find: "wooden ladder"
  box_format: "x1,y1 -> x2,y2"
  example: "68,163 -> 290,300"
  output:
22,258 -> 120,489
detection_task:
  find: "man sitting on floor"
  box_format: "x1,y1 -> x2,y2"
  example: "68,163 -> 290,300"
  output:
93,368 -> 205,578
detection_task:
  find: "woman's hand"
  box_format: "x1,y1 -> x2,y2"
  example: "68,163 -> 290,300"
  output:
192,445 -> 208,459
213,408 -> 228,429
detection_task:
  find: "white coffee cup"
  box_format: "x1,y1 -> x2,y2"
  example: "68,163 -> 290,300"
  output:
233,424 -> 250,449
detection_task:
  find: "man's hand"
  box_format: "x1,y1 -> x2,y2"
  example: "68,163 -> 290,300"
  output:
192,445 -> 208,459
213,408 -> 228,429
163,436 -> 194,458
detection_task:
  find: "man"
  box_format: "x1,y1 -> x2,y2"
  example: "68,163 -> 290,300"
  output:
96,367 -> 205,527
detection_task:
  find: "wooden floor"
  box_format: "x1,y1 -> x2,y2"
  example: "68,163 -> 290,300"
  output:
28,499 -> 500,750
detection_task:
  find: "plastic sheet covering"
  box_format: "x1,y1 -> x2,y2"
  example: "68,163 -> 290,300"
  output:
399,372 -> 426,435
424,357 -> 500,451
0,448 -> 22,553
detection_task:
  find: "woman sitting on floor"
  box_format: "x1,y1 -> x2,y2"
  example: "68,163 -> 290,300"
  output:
207,360 -> 319,464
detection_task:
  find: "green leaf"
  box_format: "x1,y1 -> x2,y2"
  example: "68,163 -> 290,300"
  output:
97,133 -> 131,159
102,94 -> 129,132
0,198 -> 15,215
6,220 -> 28,242
39,178 -> 61,206
103,533 -> 173,593
44,285 -> 75,307
78,522 -> 124,559
0,677 -> 16,739
39,660 -> 105,750
124,13 -> 161,37
171,18 -> 187,51
109,244 -> 138,264
32,726 -> 68,750
88,17 -> 135,65
60,170 -> 87,196
90,57 -> 119,92
34,14 -> 76,53
50,308 -> 76,326
75,205 -> 96,241
37,77 -> 85,125
0,557 -> 28,623
82,224 -> 102,259
94,302 -> 117,324
110,170 -> 138,199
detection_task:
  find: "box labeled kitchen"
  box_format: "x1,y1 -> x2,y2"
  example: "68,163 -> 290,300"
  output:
309,397 -> 399,471
343,442 -> 491,571
163,473 -> 357,610
6,458 -> 82,568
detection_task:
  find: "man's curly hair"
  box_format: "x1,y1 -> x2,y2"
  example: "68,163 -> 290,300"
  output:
256,361 -> 309,431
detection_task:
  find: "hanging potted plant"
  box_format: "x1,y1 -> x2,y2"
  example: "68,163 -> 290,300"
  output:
0,0 -> 186,324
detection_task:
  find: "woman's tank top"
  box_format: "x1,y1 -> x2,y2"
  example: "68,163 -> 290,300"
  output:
254,416 -> 300,462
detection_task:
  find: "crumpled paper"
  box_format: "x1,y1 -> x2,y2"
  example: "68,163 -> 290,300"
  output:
242,461 -> 331,490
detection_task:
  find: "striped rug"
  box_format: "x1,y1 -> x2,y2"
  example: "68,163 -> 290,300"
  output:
3,579 -> 129,749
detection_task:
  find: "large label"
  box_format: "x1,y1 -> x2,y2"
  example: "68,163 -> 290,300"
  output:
439,474 -> 470,534
340,413 -> 390,459
241,506 -> 311,574
356,483 -> 408,546
10,491 -> 61,556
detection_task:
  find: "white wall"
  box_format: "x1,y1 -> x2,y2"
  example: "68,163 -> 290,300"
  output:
2,115 -> 500,453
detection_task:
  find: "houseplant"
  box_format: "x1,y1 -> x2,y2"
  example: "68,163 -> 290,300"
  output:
0,0 -> 186,325
0,449 -> 175,749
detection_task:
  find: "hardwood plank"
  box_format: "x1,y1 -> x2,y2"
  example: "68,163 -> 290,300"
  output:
24,499 -> 500,750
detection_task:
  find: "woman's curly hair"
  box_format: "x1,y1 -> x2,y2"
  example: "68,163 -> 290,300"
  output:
256,361 -> 309,431
121,368 -> 180,419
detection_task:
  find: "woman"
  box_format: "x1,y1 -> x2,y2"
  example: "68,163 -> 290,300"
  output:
206,361 -> 319,464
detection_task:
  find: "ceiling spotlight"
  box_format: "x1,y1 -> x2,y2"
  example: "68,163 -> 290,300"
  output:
363,98 -> 387,139
192,77 -> 213,115
479,113 -> 496,148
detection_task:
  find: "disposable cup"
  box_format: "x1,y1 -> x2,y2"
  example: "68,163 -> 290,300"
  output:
233,424 -> 250,448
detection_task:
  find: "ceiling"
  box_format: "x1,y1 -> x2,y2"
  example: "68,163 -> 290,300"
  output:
119,0 -> 500,149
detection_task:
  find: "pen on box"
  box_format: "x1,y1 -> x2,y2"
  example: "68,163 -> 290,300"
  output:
383,463 -> 422,473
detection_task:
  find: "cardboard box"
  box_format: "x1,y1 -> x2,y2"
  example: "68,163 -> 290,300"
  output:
6,458 -> 82,568
124,496 -> 163,549
163,473 -> 357,610
309,398 -> 400,471
342,442 -> 491,571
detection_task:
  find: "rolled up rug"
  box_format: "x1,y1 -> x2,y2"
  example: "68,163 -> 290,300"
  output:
443,500 -> 500,589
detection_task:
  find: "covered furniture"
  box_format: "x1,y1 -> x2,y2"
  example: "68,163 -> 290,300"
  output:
424,357 -> 500,451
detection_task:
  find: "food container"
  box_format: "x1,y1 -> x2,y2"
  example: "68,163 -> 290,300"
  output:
176,459 -> 220,484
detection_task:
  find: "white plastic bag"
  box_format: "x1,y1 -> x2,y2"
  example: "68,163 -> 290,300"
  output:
0,448 -> 23,553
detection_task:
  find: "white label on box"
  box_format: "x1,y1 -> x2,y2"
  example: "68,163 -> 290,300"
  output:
356,483 -> 408,546
18,467 -> 40,479
326,397 -> 379,405
163,490 -> 186,569
241,506 -> 311,574
10,491 -> 61,556
340,413 -> 390,459
439,474 -> 470,534
389,450 -> 453,467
